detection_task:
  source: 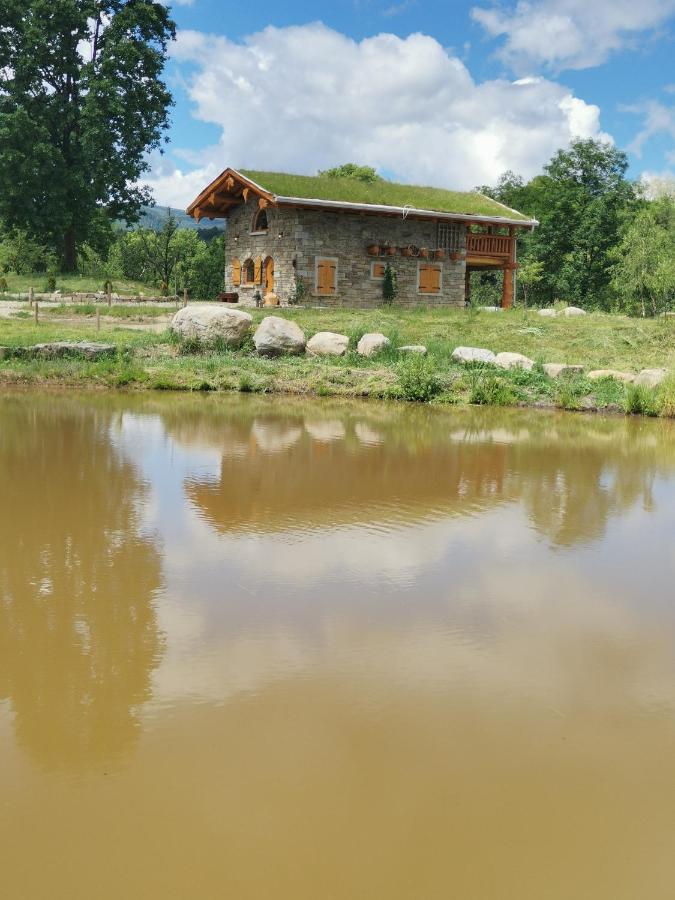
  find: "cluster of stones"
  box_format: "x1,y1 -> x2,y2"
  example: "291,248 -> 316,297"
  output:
450,346 -> 667,387
170,306 -> 668,387
171,306 -> 429,359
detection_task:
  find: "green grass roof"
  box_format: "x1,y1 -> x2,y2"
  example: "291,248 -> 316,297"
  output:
240,170 -> 531,221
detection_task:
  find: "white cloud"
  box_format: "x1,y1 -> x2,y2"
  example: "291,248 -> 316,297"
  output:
143,22 -> 610,207
624,99 -> 675,157
471,0 -> 675,71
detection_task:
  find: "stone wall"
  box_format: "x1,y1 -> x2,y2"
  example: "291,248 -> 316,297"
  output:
224,196 -> 467,308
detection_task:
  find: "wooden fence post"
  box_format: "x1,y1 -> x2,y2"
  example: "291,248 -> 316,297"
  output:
29,286 -> 34,308
183,288 -> 188,308
96,308 -> 101,332
107,287 -> 112,308
34,302 -> 39,325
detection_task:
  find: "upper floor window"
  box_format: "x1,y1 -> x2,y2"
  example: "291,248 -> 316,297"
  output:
437,222 -> 462,252
251,208 -> 269,233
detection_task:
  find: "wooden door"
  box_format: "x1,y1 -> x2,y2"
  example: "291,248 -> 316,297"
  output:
264,257 -> 274,294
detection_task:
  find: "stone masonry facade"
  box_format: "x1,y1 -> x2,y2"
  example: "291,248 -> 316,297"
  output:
224,196 -> 468,308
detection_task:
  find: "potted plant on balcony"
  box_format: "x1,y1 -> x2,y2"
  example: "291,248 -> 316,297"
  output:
419,247 -> 430,259
400,245 -> 413,257
367,242 -> 380,256
433,248 -> 445,260
384,241 -> 397,256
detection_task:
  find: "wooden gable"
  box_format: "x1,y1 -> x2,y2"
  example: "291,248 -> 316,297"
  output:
186,168 -> 275,223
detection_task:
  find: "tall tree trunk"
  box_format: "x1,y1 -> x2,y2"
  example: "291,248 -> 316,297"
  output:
63,228 -> 77,272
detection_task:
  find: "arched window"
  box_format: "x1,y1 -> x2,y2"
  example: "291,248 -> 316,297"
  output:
251,207 -> 269,233
242,258 -> 255,284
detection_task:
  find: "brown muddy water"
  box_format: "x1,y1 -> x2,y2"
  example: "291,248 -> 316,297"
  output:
2,393 -> 675,900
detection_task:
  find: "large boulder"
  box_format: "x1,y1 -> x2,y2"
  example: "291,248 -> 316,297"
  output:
495,351 -> 534,371
538,308 -> 557,317
253,316 -> 306,356
451,346 -> 497,365
543,363 -> 584,379
563,306 -> 587,317
172,305 -> 252,348
588,369 -> 635,384
357,333 -> 390,357
306,331 -> 349,357
635,368 -> 668,388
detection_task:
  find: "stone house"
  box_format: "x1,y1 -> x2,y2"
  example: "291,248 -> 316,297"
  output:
186,168 -> 537,308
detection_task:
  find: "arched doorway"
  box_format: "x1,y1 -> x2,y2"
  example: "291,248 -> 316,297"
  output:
264,256 -> 274,295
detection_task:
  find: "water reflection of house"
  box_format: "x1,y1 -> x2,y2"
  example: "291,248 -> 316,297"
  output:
170,402 -> 674,546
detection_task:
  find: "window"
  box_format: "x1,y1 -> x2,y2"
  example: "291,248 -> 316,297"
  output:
437,222 -> 462,252
315,257 -> 338,295
242,258 -> 255,284
418,263 -> 442,294
251,207 -> 269,233
231,258 -> 241,286
370,261 -> 386,280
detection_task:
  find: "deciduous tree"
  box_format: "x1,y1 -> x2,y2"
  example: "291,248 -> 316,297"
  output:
0,1 -> 175,270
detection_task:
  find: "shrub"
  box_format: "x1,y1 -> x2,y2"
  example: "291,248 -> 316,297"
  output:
178,336 -> 202,355
624,384 -> 659,416
382,264 -> 398,304
238,374 -> 253,392
0,276 -> 7,292
469,375 -> 517,406
397,353 -> 441,402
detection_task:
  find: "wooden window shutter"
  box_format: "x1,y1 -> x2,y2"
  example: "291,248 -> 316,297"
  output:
429,265 -> 441,293
231,258 -> 241,286
254,257 -> 262,284
317,259 -> 336,294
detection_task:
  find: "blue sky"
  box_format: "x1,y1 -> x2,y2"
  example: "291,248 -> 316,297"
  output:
145,0 -> 675,206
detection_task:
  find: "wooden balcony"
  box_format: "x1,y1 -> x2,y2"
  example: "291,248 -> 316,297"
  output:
466,233 -> 514,266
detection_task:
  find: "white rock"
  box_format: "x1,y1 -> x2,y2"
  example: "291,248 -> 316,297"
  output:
480,306 -> 502,313
538,308 -> 556,317
588,369 -> 635,384
563,306 -> 587,317
635,368 -> 668,388
399,345 -> 427,355
357,333 -> 390,357
172,305 -> 252,348
306,331 -> 349,357
253,316 -> 306,356
495,351 -> 534,371
451,346 -> 497,365
543,363 -> 584,379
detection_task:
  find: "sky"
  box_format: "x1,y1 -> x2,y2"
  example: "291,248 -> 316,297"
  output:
143,0 -> 675,208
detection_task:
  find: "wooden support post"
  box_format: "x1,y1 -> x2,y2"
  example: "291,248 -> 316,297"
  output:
183,288 -> 188,308
29,286 -> 34,308
501,266 -> 514,310
107,288 -> 112,308
34,302 -> 39,325
464,269 -> 471,308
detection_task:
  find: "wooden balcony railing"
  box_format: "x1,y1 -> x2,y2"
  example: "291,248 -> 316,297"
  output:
466,233 -> 513,257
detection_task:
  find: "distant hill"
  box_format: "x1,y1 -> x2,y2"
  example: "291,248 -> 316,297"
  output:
120,205 -> 225,235
140,205 -> 226,233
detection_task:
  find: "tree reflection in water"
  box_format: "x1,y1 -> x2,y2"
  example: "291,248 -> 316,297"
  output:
0,397 -> 163,771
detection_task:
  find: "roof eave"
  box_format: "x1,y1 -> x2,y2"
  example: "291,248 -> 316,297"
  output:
274,195 -> 537,228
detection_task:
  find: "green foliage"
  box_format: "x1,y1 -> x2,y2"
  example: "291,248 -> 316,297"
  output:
397,353 -> 441,402
0,1 -> 175,269
469,374 -> 517,406
611,197 -> 675,317
518,260 -> 544,307
624,384 -> 659,416
0,229 -> 58,275
382,264 -> 398,304
319,163 -> 382,183
0,276 -> 7,292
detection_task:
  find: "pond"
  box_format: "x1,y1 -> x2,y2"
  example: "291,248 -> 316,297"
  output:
1,393 -> 675,899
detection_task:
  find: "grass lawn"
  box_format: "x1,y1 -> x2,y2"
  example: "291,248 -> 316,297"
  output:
0,272 -> 154,297
1,305 -> 675,417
